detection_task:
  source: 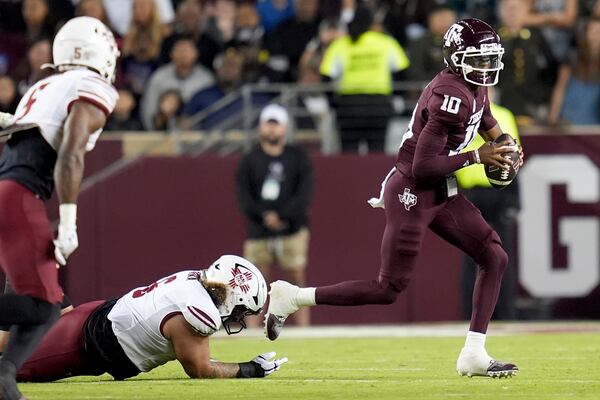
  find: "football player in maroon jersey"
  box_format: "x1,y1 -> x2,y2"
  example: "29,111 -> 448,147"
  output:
265,18 -> 523,378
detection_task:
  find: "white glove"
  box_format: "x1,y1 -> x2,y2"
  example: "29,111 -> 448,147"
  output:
0,112 -> 14,129
54,204 -> 78,266
251,352 -> 288,377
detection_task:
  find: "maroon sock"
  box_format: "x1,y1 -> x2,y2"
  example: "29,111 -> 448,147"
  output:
315,279 -> 400,306
469,243 -> 508,333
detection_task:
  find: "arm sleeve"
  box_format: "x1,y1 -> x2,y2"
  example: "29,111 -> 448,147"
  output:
71,75 -> 119,117
412,119 -> 473,179
481,89 -> 498,132
235,155 -> 265,220
412,88 -> 474,179
278,150 -> 313,220
182,303 -> 221,336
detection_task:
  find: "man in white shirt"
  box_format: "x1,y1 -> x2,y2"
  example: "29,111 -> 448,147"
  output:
17,255 -> 287,382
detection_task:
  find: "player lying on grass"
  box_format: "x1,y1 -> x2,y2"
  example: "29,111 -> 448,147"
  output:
265,18 -> 522,379
17,255 -> 287,382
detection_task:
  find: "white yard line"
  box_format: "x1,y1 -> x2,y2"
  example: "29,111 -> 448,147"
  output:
216,321 -> 600,340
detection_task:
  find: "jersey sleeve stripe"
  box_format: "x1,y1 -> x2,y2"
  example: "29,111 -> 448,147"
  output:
78,89 -> 111,107
159,311 -> 183,338
68,96 -> 110,116
187,306 -> 217,331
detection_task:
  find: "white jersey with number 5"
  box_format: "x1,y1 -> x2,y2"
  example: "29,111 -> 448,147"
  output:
107,270 -> 222,372
12,69 -> 118,152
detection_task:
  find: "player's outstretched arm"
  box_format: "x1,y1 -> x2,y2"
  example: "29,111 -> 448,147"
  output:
164,315 -> 287,379
55,101 -> 106,204
53,101 -> 106,266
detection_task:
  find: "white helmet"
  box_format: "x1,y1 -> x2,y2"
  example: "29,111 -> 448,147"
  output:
51,16 -> 119,82
202,255 -> 267,334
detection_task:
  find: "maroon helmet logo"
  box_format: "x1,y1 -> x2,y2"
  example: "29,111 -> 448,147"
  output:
228,265 -> 254,293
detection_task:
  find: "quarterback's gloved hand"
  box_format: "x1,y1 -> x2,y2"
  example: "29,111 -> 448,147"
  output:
54,204 -> 78,266
237,352 -> 288,378
0,112 -> 14,128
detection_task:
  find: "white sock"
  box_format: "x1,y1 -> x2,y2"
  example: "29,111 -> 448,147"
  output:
464,331 -> 486,350
296,287 -> 316,307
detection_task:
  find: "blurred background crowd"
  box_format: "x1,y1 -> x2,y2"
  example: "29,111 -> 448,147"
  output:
0,0 -> 599,148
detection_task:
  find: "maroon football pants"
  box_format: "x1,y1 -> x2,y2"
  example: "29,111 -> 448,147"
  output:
316,170 -> 507,333
0,180 -> 63,304
17,300 -> 106,382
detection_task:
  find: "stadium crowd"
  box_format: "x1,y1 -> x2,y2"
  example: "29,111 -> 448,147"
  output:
0,0 -> 599,137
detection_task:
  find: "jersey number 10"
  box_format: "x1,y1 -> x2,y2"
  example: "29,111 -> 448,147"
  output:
441,95 -> 461,114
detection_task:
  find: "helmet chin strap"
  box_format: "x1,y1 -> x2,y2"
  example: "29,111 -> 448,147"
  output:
40,63 -> 56,70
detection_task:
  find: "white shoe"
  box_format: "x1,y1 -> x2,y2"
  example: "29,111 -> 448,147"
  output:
264,280 -> 300,341
456,347 -> 518,378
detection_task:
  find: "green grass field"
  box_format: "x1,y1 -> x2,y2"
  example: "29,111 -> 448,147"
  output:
19,332 -> 600,400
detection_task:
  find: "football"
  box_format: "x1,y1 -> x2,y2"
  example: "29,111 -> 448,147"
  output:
485,133 -> 520,189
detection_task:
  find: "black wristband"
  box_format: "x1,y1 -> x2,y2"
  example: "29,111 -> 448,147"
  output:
236,361 -> 265,378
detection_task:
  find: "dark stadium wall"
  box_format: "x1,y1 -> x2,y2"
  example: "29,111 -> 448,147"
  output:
64,154 -> 463,325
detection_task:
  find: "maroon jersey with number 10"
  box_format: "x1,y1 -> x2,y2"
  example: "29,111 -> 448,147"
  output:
395,68 -> 497,184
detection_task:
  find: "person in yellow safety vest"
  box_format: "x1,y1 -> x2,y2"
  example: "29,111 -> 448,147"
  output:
456,101 -> 520,321
320,6 -> 409,153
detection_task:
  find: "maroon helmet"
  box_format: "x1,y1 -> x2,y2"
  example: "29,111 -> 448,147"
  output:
442,18 -> 504,86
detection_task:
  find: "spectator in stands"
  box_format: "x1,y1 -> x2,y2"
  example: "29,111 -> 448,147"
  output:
445,0 -> 500,26
320,6 -> 409,153
230,2 -> 267,83
265,0 -> 320,82
160,0 -> 221,71
118,29 -> 160,101
105,89 -> 144,131
76,0 -> 109,26
299,18 -> 346,84
182,48 -> 244,129
141,37 -> 215,129
152,89 -> 184,131
0,75 -> 18,114
121,0 -> 168,60
257,0 -> 295,33
232,1 -> 265,49
381,0 -> 437,46
14,38 -> 52,96
22,0 -> 56,41
522,0 -> 578,63
548,17 -> 600,125
407,5 -> 457,82
456,87 -> 520,322
103,0 -> 175,37
496,0 -> 557,123
236,104 -> 313,328
205,0 -> 237,46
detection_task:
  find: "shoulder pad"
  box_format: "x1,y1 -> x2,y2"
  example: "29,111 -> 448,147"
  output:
74,72 -> 119,116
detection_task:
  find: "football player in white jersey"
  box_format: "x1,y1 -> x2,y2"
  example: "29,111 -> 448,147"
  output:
0,16 -> 119,400
16,255 -> 287,382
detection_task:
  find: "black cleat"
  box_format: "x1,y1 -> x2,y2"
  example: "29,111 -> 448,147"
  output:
486,360 -> 518,378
